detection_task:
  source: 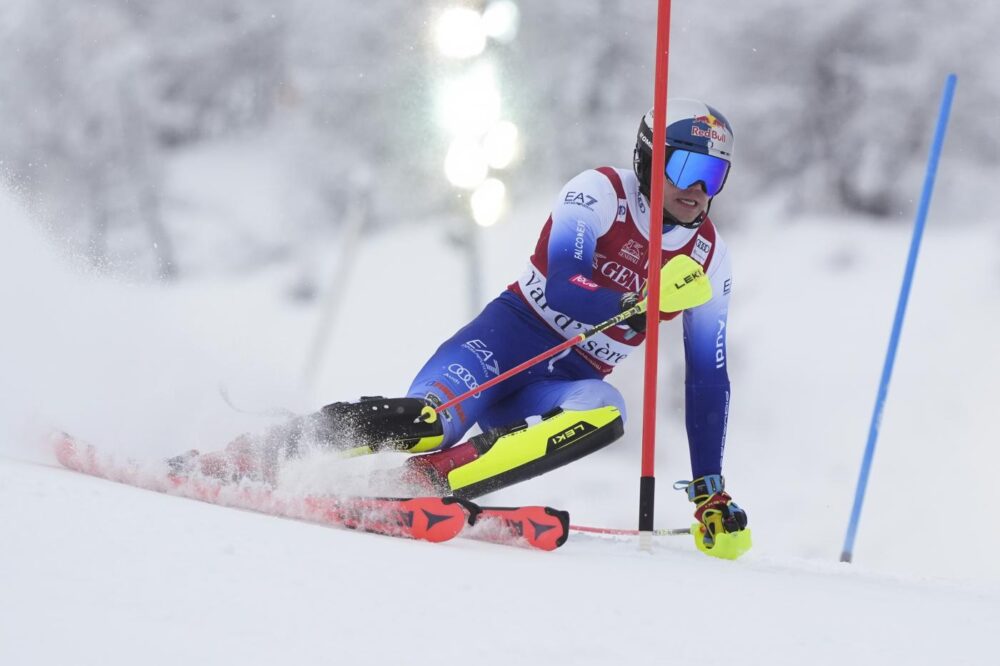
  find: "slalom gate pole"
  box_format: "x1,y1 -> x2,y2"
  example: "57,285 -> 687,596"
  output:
637,0 -> 672,551
840,74 -> 957,564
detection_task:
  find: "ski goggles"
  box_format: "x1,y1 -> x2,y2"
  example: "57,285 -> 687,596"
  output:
665,149 -> 730,197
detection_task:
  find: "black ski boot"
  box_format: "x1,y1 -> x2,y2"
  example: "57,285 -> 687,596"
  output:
308,396 -> 445,454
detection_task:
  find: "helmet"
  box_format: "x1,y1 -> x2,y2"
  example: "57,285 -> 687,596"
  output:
633,98 -> 735,228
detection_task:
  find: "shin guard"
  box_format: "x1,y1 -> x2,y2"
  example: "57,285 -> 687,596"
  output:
414,406 -> 624,499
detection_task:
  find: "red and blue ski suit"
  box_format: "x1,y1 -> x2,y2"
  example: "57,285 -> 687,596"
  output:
408,167 -> 732,478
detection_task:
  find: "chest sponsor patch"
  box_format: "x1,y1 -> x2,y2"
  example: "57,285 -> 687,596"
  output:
692,234 -> 712,265
619,238 -> 644,265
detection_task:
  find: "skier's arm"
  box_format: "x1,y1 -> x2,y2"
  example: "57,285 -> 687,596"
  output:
544,171 -> 627,325
682,239 -> 733,479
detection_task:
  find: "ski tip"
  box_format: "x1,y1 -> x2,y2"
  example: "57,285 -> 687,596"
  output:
545,506 -> 571,549
470,505 -> 571,551
393,497 -> 470,543
51,431 -> 79,469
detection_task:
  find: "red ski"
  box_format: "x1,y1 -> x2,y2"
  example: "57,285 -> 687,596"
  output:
469,506 -> 570,551
52,433 -> 570,550
53,433 -> 468,543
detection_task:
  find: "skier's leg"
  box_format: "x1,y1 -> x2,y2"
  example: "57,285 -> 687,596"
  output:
278,298 -> 544,460
212,297 -> 545,480
181,395 -> 445,484
477,378 -> 627,431
403,298 -> 562,449
402,378 -> 628,498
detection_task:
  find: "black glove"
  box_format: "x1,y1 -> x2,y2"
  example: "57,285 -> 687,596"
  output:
619,292 -> 646,334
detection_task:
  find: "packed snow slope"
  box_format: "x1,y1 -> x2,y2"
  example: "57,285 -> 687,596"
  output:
2,456 -> 996,666
2,183 -> 998,664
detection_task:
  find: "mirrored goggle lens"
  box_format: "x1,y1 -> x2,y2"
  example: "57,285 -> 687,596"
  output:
665,150 -> 730,197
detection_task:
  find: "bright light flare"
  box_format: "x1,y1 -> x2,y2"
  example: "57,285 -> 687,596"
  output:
434,7 -> 486,59
482,1 -> 520,43
436,64 -> 501,137
471,178 -> 506,227
444,137 -> 489,189
483,120 -> 519,169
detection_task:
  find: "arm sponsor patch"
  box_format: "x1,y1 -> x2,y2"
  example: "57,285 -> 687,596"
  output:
564,191 -> 599,210
569,274 -> 600,291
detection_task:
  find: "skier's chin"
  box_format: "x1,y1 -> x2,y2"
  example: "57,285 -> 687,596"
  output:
665,203 -> 705,225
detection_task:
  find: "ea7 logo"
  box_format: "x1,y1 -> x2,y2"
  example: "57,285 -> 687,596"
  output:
564,191 -> 598,210
547,421 -> 597,451
462,339 -> 500,377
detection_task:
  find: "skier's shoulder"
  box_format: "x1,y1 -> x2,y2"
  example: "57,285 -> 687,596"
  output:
553,166 -> 629,234
557,166 -> 630,200
699,215 -> 726,252
697,215 -> 732,287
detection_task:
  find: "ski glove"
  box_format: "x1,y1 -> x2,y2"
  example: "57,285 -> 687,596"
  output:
619,292 -> 646,334
681,474 -> 748,536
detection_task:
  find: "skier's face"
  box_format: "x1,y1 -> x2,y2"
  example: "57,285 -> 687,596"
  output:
662,178 -> 710,224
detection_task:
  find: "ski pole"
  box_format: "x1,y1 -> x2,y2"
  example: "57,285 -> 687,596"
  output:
840,73 -> 957,563
435,254 -> 711,414
570,524 -> 690,536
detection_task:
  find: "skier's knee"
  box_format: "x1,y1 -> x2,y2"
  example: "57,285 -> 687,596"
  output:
444,405 -> 625,498
556,379 -> 627,423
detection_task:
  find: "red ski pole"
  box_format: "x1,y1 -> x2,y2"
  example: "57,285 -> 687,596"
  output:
435,302 -> 643,414
434,255 -> 710,415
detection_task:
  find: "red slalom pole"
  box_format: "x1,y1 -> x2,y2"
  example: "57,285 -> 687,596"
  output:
638,0 -> 672,548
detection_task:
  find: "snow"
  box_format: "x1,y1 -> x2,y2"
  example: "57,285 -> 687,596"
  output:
2,456 -> 996,666
2,171 -> 999,663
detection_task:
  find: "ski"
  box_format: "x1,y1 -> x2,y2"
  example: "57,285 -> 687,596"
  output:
52,433 -> 569,550
468,506 -> 570,551
54,434 -> 469,543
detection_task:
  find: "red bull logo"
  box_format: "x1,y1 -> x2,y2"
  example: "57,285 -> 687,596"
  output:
691,114 -> 729,143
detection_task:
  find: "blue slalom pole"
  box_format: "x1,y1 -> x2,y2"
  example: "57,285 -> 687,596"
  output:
840,74 -> 958,563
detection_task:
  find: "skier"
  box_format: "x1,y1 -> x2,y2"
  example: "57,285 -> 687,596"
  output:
189,99 -> 748,546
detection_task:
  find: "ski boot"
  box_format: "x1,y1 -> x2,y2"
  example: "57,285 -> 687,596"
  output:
164,435 -> 277,485
165,396 -> 445,486
311,396 -> 444,455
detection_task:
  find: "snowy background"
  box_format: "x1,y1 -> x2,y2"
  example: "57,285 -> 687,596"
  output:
2,2 -> 999,664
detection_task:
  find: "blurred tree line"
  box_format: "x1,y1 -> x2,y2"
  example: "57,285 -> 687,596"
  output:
0,0 -> 995,278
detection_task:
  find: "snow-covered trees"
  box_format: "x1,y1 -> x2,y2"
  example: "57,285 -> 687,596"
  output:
0,0 -> 995,278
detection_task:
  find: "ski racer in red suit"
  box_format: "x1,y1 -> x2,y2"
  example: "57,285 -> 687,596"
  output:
187,99 -> 749,544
